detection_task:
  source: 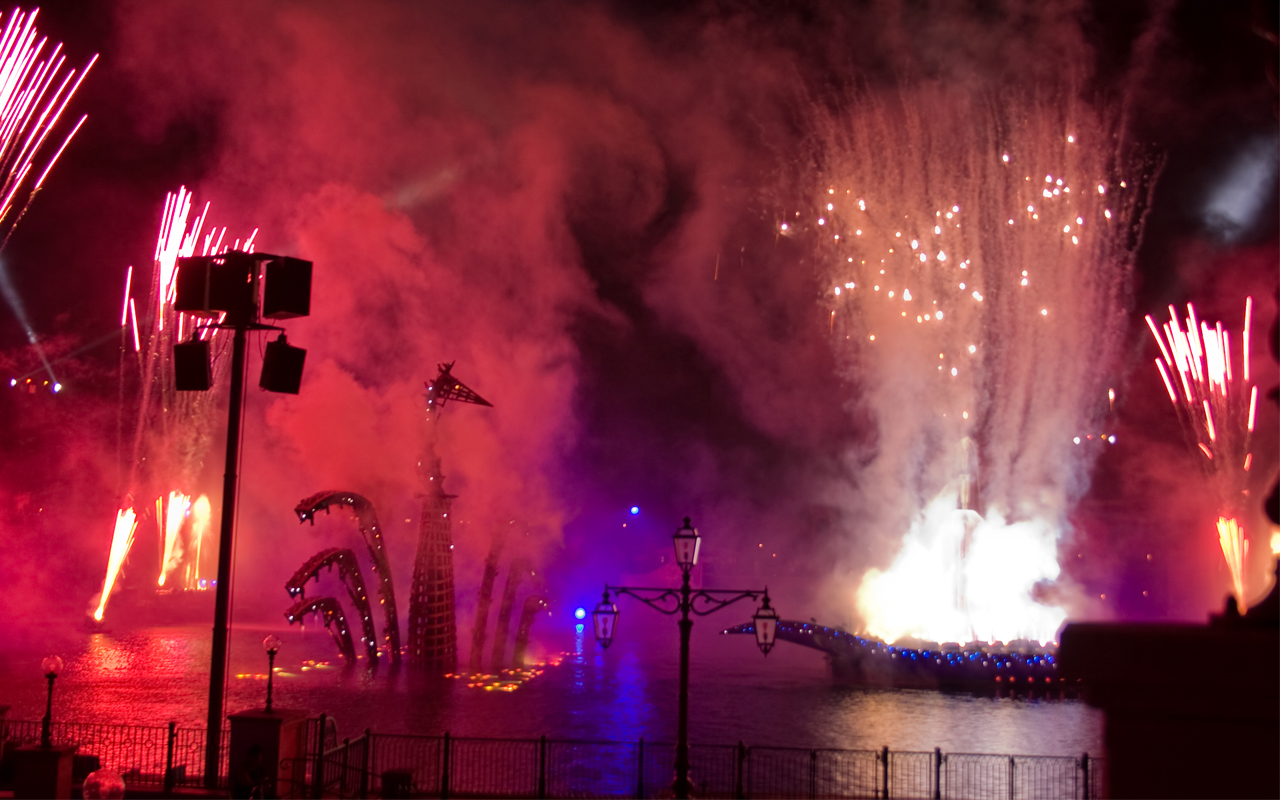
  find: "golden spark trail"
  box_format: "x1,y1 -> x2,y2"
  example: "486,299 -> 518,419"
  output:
93,509 -> 137,622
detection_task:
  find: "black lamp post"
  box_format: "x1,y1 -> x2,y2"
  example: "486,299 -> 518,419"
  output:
262,635 -> 282,713
39,655 -> 63,748
594,517 -> 776,800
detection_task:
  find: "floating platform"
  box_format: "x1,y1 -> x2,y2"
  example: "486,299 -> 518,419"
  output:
722,619 -> 1071,693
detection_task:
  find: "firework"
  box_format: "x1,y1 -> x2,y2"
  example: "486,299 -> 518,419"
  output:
1146,299 -> 1256,608
93,508 -> 137,622
93,188 -> 258,620
800,82 -> 1147,644
158,491 -> 191,587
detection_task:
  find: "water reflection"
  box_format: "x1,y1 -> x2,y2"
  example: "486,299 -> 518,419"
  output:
0,624 -> 1101,756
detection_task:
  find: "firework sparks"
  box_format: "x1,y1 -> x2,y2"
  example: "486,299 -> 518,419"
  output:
94,187 -> 259,620
93,508 -> 137,622
1146,299 -> 1257,607
804,83 -> 1145,644
1216,517 -> 1249,612
158,491 -> 191,587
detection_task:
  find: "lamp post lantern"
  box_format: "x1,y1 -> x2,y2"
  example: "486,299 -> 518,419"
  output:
595,517 -> 776,800
39,655 -> 63,748
262,635 -> 282,713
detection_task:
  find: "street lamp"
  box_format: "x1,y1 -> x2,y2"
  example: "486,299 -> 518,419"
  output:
262,636 -> 282,713
595,517 -> 776,800
39,655 -> 63,748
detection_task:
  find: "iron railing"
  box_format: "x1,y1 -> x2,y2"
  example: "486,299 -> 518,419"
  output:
1,718 -> 229,790
2,719 -> 1105,798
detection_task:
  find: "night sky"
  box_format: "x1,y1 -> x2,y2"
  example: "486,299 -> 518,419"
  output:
0,0 -> 1274,643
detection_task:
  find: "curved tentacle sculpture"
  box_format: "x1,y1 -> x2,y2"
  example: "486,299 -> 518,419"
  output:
285,548 -> 379,663
283,596 -> 357,663
296,491 -> 402,664
512,595 -> 548,669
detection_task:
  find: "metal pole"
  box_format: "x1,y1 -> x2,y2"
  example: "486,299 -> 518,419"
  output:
538,734 -> 547,799
933,747 -> 941,800
165,721 -> 176,793
881,746 -> 889,799
39,673 -> 54,748
1081,753 -> 1089,800
735,741 -> 745,800
361,729 -> 371,799
636,737 -> 643,800
265,649 -> 276,712
441,732 -> 451,800
204,323 -> 248,789
674,569 -> 693,799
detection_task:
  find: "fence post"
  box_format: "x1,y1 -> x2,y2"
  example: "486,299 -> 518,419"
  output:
735,741 -> 745,800
1008,756 -> 1015,800
881,746 -> 890,800
312,714 -> 326,800
635,737 -> 644,800
1081,753 -> 1089,800
340,737 -> 351,795
164,721 -> 176,793
538,734 -> 547,799
360,729 -> 371,799
809,750 -> 817,800
441,732 -> 451,800
933,748 -> 941,800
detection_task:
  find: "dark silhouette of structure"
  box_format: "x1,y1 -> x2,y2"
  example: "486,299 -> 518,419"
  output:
282,596 -> 357,662
288,491 -> 401,665
491,558 -> 530,671
468,528 -> 508,672
406,363 -> 491,673
284,548 -> 377,662
513,594 -> 548,668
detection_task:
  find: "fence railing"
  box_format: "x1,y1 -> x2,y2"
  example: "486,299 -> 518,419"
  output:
3,719 -> 1105,799
353,733 -> 1105,799
1,719 -> 228,790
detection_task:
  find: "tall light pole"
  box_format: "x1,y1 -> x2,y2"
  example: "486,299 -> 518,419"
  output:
593,517 -> 778,799
173,251 -> 312,789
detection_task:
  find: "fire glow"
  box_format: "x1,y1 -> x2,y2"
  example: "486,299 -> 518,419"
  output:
809,83 -> 1144,644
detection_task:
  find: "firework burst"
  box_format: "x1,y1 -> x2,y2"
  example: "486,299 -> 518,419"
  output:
1146,298 -> 1257,608
796,82 -> 1149,644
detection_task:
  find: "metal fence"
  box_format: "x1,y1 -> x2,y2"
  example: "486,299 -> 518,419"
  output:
3,719 -> 1104,798
351,733 -> 1104,799
2,718 -> 228,790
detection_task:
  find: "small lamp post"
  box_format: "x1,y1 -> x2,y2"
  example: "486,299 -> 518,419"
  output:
596,517 -> 776,799
39,655 -> 63,748
262,636 -> 282,713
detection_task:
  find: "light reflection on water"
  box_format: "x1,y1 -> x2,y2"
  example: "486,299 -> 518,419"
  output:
0,623 -> 1101,756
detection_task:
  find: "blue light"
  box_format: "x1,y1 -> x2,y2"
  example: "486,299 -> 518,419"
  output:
574,607 -> 586,620
629,506 -> 639,515
575,624 -> 584,634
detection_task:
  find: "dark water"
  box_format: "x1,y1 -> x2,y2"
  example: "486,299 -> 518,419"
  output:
0,621 -> 1102,756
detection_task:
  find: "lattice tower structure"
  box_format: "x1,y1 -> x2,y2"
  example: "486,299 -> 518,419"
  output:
407,483 -> 458,672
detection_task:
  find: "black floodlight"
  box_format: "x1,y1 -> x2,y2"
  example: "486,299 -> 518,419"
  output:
173,252 -> 257,322
260,333 -> 306,394
262,257 -> 312,319
174,339 -> 212,391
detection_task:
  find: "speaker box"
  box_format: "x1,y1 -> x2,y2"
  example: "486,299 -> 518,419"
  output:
174,253 -> 257,320
262,257 -> 312,319
174,340 -> 212,391
260,335 -> 306,394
